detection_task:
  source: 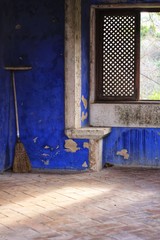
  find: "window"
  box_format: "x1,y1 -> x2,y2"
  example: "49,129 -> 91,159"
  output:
95,8 -> 160,102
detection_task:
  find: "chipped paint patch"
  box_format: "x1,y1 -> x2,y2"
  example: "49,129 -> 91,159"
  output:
15,24 -> 22,30
117,149 -> 129,160
42,160 -> 50,165
44,145 -> 50,149
82,95 -> 88,109
65,139 -> 80,153
82,161 -> 88,168
81,112 -> 88,122
41,153 -> 50,157
33,137 -> 38,143
83,142 -> 89,149
55,151 -> 60,156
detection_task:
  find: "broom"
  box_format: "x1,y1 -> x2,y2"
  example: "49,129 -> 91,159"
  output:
5,67 -> 32,173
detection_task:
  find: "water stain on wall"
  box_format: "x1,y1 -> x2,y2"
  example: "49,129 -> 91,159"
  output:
116,105 -> 160,126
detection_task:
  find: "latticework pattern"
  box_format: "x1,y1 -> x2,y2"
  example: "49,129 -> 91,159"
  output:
102,15 -> 136,97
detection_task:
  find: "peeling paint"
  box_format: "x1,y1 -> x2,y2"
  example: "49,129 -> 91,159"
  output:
82,161 -> 88,168
81,112 -> 88,122
15,24 -> 22,30
42,160 -> 50,165
44,145 -> 50,149
116,149 -> 129,160
65,139 -> 80,153
83,142 -> 89,149
41,153 -> 50,157
33,137 -> 38,143
55,151 -> 60,156
82,95 -> 88,109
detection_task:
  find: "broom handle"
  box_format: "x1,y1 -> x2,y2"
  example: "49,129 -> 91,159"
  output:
12,71 -> 20,139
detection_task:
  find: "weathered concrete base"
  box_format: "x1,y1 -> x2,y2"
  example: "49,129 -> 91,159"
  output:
65,127 -> 111,171
89,139 -> 103,171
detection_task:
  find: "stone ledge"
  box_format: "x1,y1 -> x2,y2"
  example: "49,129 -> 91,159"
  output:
65,127 -> 111,140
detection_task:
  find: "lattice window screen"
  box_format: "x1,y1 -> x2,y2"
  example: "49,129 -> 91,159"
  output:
102,14 -> 136,98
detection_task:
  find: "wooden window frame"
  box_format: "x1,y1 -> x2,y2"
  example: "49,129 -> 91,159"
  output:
95,8 -> 160,103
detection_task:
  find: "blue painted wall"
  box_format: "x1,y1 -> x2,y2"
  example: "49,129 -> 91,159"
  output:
81,1 -> 90,127
0,1 -> 15,172
1,0 -> 160,172
0,0 -> 89,172
81,0 -> 160,168
103,128 -> 160,167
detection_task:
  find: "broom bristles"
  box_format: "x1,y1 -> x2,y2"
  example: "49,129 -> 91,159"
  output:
13,141 -> 31,173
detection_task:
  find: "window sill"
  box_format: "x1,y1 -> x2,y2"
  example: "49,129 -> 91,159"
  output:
94,100 -> 160,104
65,127 -> 111,140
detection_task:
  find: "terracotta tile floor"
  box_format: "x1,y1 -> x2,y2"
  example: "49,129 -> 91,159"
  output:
0,167 -> 160,240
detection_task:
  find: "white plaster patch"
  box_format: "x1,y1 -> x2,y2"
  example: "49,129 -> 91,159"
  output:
83,142 -> 89,149
81,112 -> 88,122
116,149 -> 129,160
33,137 -> 38,143
82,95 -> 88,109
82,161 -> 88,168
65,139 -> 80,153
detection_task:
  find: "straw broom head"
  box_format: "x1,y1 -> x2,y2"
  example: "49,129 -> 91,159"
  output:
13,141 -> 31,173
